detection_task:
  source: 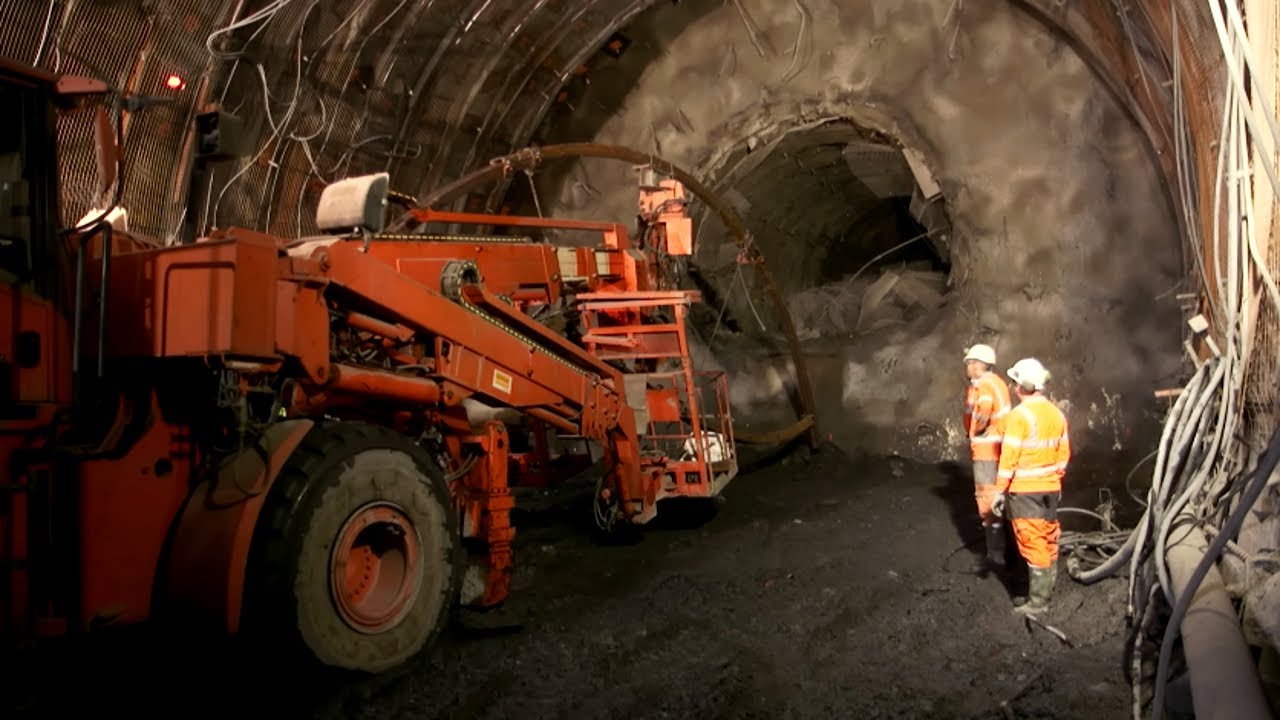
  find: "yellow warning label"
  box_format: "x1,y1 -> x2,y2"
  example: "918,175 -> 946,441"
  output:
492,368 -> 513,394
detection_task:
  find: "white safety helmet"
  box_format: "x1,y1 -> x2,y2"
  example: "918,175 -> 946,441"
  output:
963,343 -> 997,366
1007,357 -> 1050,391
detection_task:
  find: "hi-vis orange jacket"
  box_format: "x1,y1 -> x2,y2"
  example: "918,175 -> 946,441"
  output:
996,395 -> 1070,494
964,371 -> 1012,462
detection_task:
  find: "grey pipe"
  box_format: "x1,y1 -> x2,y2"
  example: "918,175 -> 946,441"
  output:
1152,409 -> 1280,717
1162,523 -> 1270,720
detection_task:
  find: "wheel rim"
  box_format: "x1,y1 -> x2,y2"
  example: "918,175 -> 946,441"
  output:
330,501 -> 422,634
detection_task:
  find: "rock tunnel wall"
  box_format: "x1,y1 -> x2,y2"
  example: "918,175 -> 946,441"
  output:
535,0 -> 1186,467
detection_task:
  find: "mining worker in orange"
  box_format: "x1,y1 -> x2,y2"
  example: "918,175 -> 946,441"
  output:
962,343 -> 1012,576
990,358 -> 1070,614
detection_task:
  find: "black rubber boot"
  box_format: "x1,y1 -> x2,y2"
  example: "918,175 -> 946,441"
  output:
1015,561 -> 1056,615
971,525 -> 1008,576
1004,555 -> 1029,607
969,556 -> 989,576
1008,569 -> 1029,607
985,525 -> 1007,568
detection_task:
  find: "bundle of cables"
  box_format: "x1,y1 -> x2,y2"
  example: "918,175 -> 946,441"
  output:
1059,2 -> 1280,716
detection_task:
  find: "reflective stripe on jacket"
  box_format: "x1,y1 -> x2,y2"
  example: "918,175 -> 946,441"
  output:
964,371 -> 1012,461
996,395 -> 1070,493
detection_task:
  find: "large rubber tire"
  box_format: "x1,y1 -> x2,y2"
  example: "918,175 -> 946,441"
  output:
244,421 -> 460,674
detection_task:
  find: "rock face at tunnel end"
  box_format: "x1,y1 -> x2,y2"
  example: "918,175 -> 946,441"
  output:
539,0 -> 1184,469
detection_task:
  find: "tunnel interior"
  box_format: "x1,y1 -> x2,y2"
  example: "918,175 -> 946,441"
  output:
6,0 -> 1280,718
0,0 -> 1187,479
529,0 -> 1185,473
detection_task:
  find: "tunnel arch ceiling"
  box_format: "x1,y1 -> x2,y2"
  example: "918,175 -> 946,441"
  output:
526,0 -> 1187,464
0,1 -> 1211,249
0,0 -> 1221,464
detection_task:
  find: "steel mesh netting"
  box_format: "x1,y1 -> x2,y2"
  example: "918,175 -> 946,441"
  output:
268,0 -> 423,235
431,0 -> 649,208
479,0 -> 659,209
370,0 -> 656,211
206,0 -> 321,234
371,0 -> 473,210
50,0 -> 145,228
404,0 -> 513,197
53,106 -> 99,228
0,1 -> 231,234
0,0 -> 666,238
417,0 -> 573,196
1,0 -> 141,228
118,2 -> 231,241
1244,225 -> 1280,450
318,0 -> 467,225
0,1 -> 55,66
446,3 -> 566,175
501,14 -> 602,150
1237,15 -> 1280,452
503,0 -> 655,148
207,0 -> 471,235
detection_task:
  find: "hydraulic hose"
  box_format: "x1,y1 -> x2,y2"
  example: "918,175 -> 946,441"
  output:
1151,419 -> 1280,720
1125,450 -> 1158,507
1070,510 -> 1146,585
1057,506 -> 1119,532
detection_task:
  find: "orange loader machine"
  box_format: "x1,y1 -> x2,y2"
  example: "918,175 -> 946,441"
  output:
0,59 -> 737,672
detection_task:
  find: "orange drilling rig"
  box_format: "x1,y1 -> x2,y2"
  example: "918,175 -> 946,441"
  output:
0,58 -> 736,672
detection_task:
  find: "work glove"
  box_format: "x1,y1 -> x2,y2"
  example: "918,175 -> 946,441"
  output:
991,493 -> 1007,517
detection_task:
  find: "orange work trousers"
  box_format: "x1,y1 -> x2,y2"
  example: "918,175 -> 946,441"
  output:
973,460 -> 1000,527
1008,491 -> 1061,569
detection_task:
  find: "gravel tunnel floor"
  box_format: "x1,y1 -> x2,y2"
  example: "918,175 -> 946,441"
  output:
10,447 -> 1131,719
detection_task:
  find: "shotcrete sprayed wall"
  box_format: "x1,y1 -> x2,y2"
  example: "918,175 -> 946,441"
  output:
537,0 -> 1185,470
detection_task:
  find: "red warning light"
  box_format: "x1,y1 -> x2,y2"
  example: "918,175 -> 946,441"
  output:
164,73 -> 186,91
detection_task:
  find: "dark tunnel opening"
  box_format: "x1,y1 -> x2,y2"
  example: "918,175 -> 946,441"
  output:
815,196 -> 949,285
687,119 -> 955,343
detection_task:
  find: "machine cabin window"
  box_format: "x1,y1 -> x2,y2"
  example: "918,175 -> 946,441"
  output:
0,75 -> 55,293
